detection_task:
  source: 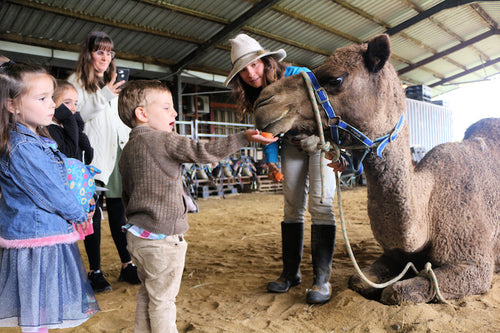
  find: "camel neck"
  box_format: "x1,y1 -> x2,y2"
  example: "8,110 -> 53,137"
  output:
361,127 -> 430,252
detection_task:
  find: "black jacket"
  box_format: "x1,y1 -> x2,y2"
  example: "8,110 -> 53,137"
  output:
48,104 -> 94,164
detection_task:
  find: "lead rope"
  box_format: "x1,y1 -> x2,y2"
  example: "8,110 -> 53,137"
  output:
300,71 -> 449,304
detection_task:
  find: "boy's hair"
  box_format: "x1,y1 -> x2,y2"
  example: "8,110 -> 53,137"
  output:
118,80 -> 170,128
0,61 -> 53,154
53,79 -> 77,105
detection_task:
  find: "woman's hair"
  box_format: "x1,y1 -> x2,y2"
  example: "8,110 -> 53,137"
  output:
0,62 -> 53,154
53,79 -> 77,106
232,55 -> 286,118
74,31 -> 116,92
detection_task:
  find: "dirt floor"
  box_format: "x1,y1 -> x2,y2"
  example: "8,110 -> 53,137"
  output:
5,186 -> 500,332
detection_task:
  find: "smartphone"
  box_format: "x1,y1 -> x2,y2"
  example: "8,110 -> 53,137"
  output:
116,68 -> 130,82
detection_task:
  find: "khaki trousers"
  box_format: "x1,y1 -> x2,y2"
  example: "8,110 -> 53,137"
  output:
127,232 -> 187,333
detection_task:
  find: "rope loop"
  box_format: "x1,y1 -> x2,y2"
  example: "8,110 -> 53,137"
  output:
317,140 -> 331,152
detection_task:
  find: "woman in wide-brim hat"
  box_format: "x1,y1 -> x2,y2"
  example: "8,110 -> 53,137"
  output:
224,33 -> 287,117
225,34 -> 339,305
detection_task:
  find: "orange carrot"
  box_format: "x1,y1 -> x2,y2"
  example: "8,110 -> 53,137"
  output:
272,171 -> 283,182
261,132 -> 273,139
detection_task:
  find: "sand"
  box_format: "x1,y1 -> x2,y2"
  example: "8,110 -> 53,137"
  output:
5,186 -> 499,332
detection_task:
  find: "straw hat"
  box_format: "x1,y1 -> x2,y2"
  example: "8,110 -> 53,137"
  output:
224,34 -> 286,87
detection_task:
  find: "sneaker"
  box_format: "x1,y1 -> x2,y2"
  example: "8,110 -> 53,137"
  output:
119,263 -> 141,285
88,270 -> 112,293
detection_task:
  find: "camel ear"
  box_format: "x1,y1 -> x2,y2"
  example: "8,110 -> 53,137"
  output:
364,34 -> 391,73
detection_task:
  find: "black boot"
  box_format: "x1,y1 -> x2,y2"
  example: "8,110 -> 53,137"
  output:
267,222 -> 304,293
306,224 -> 336,304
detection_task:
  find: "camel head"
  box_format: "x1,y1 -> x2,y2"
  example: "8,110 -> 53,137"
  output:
254,34 -> 406,144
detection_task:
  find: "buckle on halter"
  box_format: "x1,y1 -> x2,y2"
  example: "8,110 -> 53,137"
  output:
315,87 -> 329,104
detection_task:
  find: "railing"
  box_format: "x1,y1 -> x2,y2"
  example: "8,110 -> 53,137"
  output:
176,120 -> 259,160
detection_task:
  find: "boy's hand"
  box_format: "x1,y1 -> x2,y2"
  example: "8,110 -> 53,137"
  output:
245,129 -> 278,145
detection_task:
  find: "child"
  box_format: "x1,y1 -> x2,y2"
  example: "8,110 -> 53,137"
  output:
117,80 -> 277,332
48,80 -> 93,164
0,62 -> 99,332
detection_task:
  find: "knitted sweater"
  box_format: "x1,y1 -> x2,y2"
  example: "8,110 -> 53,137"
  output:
119,126 -> 248,235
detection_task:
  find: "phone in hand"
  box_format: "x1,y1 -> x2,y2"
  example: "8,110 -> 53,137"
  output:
116,68 -> 130,83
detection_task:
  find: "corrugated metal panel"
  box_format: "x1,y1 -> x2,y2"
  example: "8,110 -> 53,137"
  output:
1,0 -> 499,95
406,99 -> 453,152
434,5 -> 491,39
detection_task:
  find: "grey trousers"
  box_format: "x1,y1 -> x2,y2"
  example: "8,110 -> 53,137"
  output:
281,138 -> 336,226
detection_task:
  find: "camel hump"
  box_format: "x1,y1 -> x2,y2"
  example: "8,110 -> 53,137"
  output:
463,118 -> 500,143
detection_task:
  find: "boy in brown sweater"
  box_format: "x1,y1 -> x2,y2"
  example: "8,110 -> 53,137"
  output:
118,80 -> 276,333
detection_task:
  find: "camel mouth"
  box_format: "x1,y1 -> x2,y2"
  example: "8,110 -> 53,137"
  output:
260,112 -> 288,133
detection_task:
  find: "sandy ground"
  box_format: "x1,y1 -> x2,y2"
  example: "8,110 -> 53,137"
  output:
6,186 -> 500,332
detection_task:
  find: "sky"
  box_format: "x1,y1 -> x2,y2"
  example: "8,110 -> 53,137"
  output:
440,75 -> 500,141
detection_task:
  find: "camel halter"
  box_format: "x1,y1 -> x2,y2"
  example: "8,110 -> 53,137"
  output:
301,71 -> 405,175
299,70 -> 449,304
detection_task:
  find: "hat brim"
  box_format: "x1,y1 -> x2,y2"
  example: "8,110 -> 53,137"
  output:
224,49 -> 286,87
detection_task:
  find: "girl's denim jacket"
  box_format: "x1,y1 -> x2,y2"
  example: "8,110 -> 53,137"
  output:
0,123 -> 87,248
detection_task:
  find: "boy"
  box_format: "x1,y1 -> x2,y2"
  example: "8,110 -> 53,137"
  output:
117,80 -> 276,333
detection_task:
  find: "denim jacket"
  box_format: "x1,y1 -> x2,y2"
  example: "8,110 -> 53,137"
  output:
0,123 -> 87,248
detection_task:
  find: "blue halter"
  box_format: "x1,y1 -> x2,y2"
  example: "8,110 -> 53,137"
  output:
304,71 -> 405,175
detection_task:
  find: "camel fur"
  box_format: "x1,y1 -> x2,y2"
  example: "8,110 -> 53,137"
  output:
253,34 -> 500,305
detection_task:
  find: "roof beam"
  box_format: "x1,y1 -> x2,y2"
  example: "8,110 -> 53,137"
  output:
385,0 -> 478,36
429,56 -> 500,87
5,0 -> 204,44
171,0 -> 281,74
398,29 -> 499,75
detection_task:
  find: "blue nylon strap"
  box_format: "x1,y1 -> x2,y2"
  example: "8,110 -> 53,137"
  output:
340,151 -> 365,176
304,70 -> 404,161
306,71 -> 336,119
338,121 -> 374,147
373,115 -> 404,158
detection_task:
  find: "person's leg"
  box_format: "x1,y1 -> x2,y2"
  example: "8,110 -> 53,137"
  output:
84,194 -> 112,292
126,233 -> 151,333
267,140 -> 308,292
281,140 -> 309,224
306,149 -> 337,304
105,197 -> 132,264
307,148 -> 336,226
106,197 -> 140,284
128,233 -> 187,333
84,194 -> 102,271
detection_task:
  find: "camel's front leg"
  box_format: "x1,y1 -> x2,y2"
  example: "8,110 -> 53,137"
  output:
348,254 -> 410,301
380,261 -> 494,305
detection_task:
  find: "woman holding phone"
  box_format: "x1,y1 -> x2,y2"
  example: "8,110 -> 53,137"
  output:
68,31 -> 140,292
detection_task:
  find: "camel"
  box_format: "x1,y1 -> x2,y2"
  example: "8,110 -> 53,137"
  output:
252,34 -> 500,305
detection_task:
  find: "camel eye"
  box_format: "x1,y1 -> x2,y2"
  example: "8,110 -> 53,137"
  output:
330,75 -> 344,87
323,73 -> 347,93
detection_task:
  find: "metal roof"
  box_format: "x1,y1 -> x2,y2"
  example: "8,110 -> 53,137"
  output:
1,0 -> 500,97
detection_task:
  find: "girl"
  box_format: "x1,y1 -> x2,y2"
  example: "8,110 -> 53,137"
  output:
0,62 -> 99,332
48,80 -> 94,165
225,34 -> 338,304
68,31 -> 139,292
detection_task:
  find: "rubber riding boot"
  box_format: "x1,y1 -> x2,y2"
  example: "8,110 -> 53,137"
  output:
267,222 -> 304,293
306,224 -> 336,304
